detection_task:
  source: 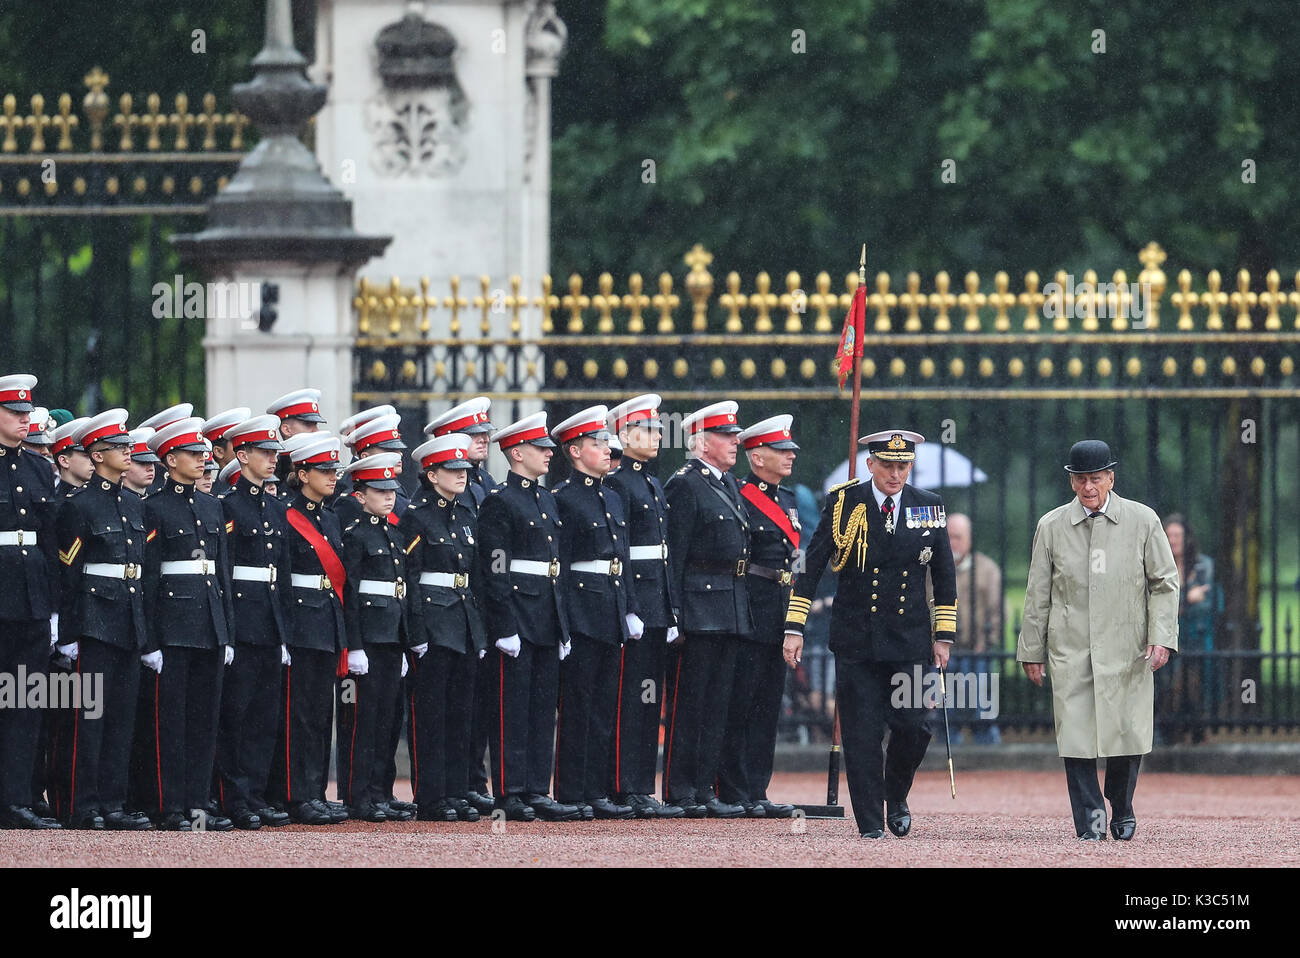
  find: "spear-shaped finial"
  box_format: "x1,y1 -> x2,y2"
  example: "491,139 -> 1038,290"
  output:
859,243 -> 867,285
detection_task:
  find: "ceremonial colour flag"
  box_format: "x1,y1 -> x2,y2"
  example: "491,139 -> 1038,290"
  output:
833,282 -> 867,390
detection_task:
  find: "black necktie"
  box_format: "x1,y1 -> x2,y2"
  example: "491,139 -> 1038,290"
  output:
882,496 -> 895,533
1090,511 -> 1102,519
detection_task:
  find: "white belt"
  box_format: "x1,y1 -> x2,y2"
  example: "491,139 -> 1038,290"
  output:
571,558 -> 623,576
629,543 -> 668,561
509,558 -> 560,579
359,578 -> 407,599
291,573 -> 334,591
0,530 -> 37,546
85,562 -> 141,580
420,571 -> 469,589
233,565 -> 277,584
160,558 -> 217,576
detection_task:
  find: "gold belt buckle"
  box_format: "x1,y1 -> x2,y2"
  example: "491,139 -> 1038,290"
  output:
321,575 -> 332,591
736,559 -> 747,576
453,572 -> 468,590
780,570 -> 793,586
395,578 -> 407,600
268,565 -> 277,584
548,558 -> 560,579
609,557 -> 622,577
16,531 -> 25,546
124,563 -> 139,580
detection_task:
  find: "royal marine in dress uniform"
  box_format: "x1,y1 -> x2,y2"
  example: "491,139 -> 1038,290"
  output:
270,433 -> 348,826
138,417 -> 236,831
604,395 -> 683,818
424,396 -> 496,812
662,400 -> 754,819
0,375 -> 63,829
719,415 -> 800,818
551,406 -> 637,821
401,434 -> 486,821
267,388 -> 327,491
214,416 -> 293,829
477,412 -> 580,822
50,410 -> 152,831
784,429 -> 957,839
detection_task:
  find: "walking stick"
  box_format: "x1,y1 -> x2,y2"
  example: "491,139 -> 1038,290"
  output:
939,667 -> 956,799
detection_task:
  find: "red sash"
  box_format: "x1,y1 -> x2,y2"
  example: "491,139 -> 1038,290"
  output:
740,483 -> 800,549
387,512 -> 399,525
285,506 -> 349,676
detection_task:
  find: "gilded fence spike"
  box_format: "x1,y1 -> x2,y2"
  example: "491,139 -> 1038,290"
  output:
1290,272 -> 1300,331
197,93 -> 222,150
959,271 -> 984,332
25,94 -> 50,154
563,273 -> 588,333
446,275 -> 467,336
226,111 -> 249,149
1108,269 -> 1130,331
1172,270 -> 1197,330
507,275 -> 524,335
114,93 -> 138,151
1051,270 -> 1072,332
140,93 -> 167,151
623,274 -> 648,333
474,275 -> 493,336
780,271 -> 803,332
1231,269 -> 1256,330
1137,241 -> 1166,328
1203,270 -> 1226,330
751,272 -> 776,333
536,275 -> 558,334
869,271 -> 895,332
53,94 -> 79,152
1260,270 -> 1283,331
353,278 -> 374,336
82,67 -> 109,152
899,272 -> 923,332
418,276 -> 432,334
654,273 -> 679,333
1020,271 -> 1044,331
385,276 -> 407,336
170,93 -> 195,151
989,271 -> 1014,332
685,244 -> 714,332
720,272 -> 746,333
593,272 -> 617,333
1078,270 -> 1098,332
810,271 -> 835,332
930,271 -> 954,332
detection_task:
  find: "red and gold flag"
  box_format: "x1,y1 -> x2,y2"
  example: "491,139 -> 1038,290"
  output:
832,282 -> 867,390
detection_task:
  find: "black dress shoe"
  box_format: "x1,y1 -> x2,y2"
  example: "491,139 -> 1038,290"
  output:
416,799 -> 459,822
859,829 -> 885,839
315,799 -> 349,823
67,811 -> 106,830
386,797 -> 418,814
1110,816 -> 1136,841
230,810 -> 263,830
886,800 -> 912,837
590,796 -> 634,820
4,805 -> 62,829
378,801 -> 414,822
32,799 -> 52,818
578,803 -> 595,821
201,813 -> 235,832
347,804 -> 388,823
288,802 -> 333,826
703,797 -> 745,819
756,799 -> 795,818
525,794 -> 582,822
154,812 -> 192,832
466,790 -> 495,814
679,802 -> 707,818
254,807 -> 291,827
1078,830 -> 1106,841
103,810 -> 153,831
495,795 -> 536,822
742,802 -> 767,818
448,797 -> 480,822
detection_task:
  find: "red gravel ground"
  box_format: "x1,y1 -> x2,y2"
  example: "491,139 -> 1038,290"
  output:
6,771 -> 1297,867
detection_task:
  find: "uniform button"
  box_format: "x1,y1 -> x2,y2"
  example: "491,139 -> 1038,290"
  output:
127,538 -> 132,545
899,609 -> 905,615
901,583 -> 907,589
266,543 -> 273,549
19,508 -> 25,515
547,536 -> 553,542
236,592 -> 242,598
873,568 -> 880,574
705,584 -> 711,589
612,534 -> 618,540
902,571 -> 908,577
541,513 -> 548,519
871,593 -> 877,599
578,582 -> 584,588
872,580 -> 878,586
512,585 -> 519,591
870,605 -> 876,612
129,587 -> 135,594
14,486 -> 20,493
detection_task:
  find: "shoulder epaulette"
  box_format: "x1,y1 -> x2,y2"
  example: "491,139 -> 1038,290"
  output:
829,478 -> 860,493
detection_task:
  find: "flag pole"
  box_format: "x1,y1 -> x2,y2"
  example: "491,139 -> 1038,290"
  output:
800,244 -> 865,820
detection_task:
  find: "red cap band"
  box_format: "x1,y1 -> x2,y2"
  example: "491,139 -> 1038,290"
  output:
555,419 -> 606,444
298,449 -> 339,465
52,436 -> 78,456
0,387 -> 32,404
689,412 -> 737,434
420,447 -> 469,469
435,411 -> 490,436
743,428 -> 791,449
354,427 -> 401,452
82,422 -> 129,447
156,429 -> 205,458
204,422 -> 239,441
614,408 -> 655,431
230,427 -> 281,449
276,400 -> 319,420
353,465 -> 396,483
498,426 -> 548,448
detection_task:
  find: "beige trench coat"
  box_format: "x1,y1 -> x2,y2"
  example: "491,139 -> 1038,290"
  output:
1016,492 -> 1180,758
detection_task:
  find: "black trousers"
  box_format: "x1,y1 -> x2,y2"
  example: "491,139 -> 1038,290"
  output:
719,640 -> 788,805
554,636 -> 622,804
0,619 -> 49,806
267,649 -> 335,808
835,657 -> 932,835
1064,755 -> 1142,836
135,646 -> 224,817
45,658 -> 77,819
215,644 -> 283,813
378,672 -> 408,802
409,645 -> 475,804
613,627 -> 667,797
335,646 -> 403,809
487,641 -> 559,798
53,638 -> 140,818
468,652 -> 493,794
662,632 -> 740,805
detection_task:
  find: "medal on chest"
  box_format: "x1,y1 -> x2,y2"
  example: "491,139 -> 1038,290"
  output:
904,505 -> 946,529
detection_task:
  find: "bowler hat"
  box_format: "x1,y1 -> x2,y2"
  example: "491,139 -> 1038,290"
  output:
1064,439 -> 1118,474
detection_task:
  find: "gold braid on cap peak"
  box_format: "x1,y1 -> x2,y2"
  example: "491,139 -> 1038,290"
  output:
831,487 -> 868,573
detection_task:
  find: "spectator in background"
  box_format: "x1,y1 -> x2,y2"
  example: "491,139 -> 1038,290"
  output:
928,513 -> 1004,744
1159,514 -> 1219,744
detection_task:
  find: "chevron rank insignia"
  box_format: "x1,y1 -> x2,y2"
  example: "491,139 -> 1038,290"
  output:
58,537 -> 83,566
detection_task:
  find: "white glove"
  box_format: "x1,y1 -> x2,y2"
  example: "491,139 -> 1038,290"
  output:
49,613 -> 59,650
281,644 -> 292,667
56,641 -> 79,660
401,655 -> 409,678
412,643 -> 428,658
625,613 -> 644,641
478,648 -> 486,660
666,625 -> 681,644
141,650 -> 163,673
495,634 -> 521,658
347,649 -> 370,675
559,640 -> 572,661
224,645 -> 235,666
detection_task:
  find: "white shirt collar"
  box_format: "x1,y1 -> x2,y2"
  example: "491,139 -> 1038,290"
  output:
1090,492 -> 1111,516
871,480 -> 902,510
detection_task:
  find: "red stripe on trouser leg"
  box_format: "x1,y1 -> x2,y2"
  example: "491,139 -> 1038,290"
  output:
614,645 -> 626,794
284,666 -> 292,802
664,651 -> 683,800
69,655 -> 81,816
154,672 -> 163,813
408,656 -> 418,802
498,656 -> 505,793
346,680 -> 359,805
553,690 -> 563,798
